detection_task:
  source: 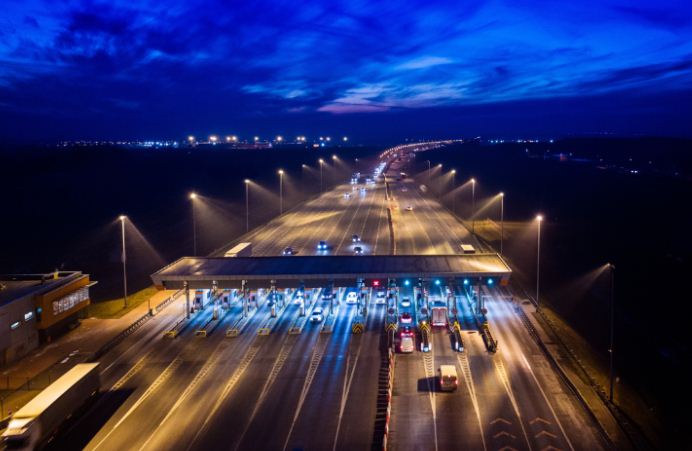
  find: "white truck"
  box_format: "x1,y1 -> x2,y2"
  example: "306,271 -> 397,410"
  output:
2,363 -> 100,450
224,242 -> 252,257
430,300 -> 448,327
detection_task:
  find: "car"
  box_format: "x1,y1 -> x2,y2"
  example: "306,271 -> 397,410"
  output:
375,291 -> 387,304
317,240 -> 328,250
354,246 -> 363,255
405,205 -> 413,211
352,234 -> 361,242
401,298 -> 411,308
282,246 -> 294,256
400,312 -> 413,324
310,307 -> 324,323
344,193 -> 351,199
401,187 -> 408,192
322,290 -> 333,300
346,292 -> 358,304
294,294 -> 304,305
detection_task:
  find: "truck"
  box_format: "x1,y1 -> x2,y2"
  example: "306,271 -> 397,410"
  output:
430,300 -> 448,327
460,244 -> 476,254
2,363 -> 100,450
224,242 -> 252,257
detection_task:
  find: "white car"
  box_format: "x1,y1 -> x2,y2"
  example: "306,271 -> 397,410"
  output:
310,307 -> 324,323
375,291 -> 387,304
401,298 -> 411,308
405,205 -> 413,211
346,292 -> 358,304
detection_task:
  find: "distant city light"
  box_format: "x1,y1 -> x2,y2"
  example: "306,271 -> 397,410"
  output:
209,135 -> 218,143
276,135 -> 283,142
342,136 -> 348,142
254,136 -> 259,142
187,135 -> 195,142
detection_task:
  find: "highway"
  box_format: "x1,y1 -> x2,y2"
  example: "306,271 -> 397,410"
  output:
46,146 -> 607,451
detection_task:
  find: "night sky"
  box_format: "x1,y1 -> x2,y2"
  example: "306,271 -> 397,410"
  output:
2,0 -> 692,143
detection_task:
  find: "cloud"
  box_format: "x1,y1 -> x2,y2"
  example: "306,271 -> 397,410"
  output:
0,0 -> 691,140
396,56 -> 454,70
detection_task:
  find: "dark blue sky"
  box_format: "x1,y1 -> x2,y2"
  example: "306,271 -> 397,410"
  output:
2,0 -> 692,143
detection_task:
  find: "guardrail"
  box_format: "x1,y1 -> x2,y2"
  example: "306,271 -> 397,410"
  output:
374,318 -> 395,451
451,320 -> 464,352
462,284 -> 498,353
480,321 -> 497,353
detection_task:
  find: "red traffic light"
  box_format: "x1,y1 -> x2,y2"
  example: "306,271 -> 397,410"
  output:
372,280 -> 380,287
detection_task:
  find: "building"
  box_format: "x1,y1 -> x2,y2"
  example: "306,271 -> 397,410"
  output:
0,271 -> 92,366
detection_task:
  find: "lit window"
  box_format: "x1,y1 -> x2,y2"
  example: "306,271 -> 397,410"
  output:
24,311 -> 34,321
10,321 -> 20,330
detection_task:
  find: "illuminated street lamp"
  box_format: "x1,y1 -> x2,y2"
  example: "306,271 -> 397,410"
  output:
278,169 -> 284,214
319,158 -> 325,193
451,169 -> 456,215
470,178 -> 476,233
187,135 -> 195,143
499,192 -> 505,255
342,136 -> 348,142
535,214 -> 543,309
276,135 -> 283,143
254,136 -> 259,142
189,192 -> 198,255
118,215 -> 128,308
244,179 -> 250,232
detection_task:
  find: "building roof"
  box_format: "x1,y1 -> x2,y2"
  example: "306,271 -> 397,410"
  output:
151,254 -> 511,289
0,272 -> 85,307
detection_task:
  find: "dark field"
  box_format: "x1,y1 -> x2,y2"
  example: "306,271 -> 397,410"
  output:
418,138 -> 692,440
1,138 -> 690,439
0,145 -> 379,298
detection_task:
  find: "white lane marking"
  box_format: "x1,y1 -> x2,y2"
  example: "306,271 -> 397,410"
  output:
458,353 -> 487,451
493,356 -> 534,451
186,344 -> 261,450
91,356 -> 183,450
137,340 -> 227,451
520,352 -> 575,451
233,339 -> 295,451
281,335 -> 330,451
422,350 -> 439,451
331,325 -> 365,451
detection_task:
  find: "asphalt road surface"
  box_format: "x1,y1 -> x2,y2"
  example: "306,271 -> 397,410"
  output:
45,150 -> 607,451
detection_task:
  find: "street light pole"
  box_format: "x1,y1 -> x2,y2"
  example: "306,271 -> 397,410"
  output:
189,192 -> 197,255
471,178 -> 476,233
500,192 -> 505,255
609,263 -> 616,403
319,159 -> 324,193
426,160 -> 431,186
244,179 -> 250,232
119,215 -> 128,308
278,169 -> 284,214
451,170 -> 456,215
536,215 -> 543,309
